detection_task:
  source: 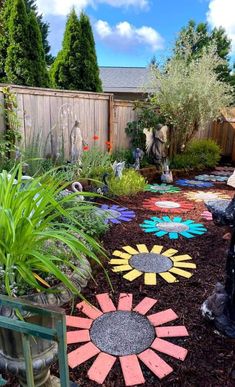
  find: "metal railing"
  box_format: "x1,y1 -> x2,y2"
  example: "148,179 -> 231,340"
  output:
0,294 -> 69,387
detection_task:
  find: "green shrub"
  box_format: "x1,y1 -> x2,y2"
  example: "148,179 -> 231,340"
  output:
80,147 -> 112,179
108,169 -> 146,196
75,210 -> 109,238
171,139 -> 221,169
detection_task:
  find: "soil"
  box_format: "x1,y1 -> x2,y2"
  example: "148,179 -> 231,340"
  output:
3,174 -> 235,387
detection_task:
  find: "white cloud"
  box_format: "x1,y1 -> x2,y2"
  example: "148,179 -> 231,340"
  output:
207,0 -> 235,52
37,0 -> 149,16
95,19 -> 164,51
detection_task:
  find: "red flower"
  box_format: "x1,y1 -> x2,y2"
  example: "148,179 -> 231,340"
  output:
83,146 -> 89,151
105,141 -> 111,145
93,135 -> 99,140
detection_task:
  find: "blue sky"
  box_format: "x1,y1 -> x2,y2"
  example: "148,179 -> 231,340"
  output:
37,0 -> 235,67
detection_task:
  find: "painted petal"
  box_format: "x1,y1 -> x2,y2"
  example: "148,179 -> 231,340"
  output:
120,355 -> 145,385
151,245 -> 163,254
118,216 -> 133,222
76,301 -> 103,319
156,231 -> 168,237
151,337 -> 188,361
112,250 -> 130,258
112,265 -> 132,272
122,246 -> 139,254
136,244 -> 148,253
184,220 -> 195,224
173,217 -> 182,222
68,342 -> 100,368
169,267 -> 193,278
101,204 -> 109,209
109,259 -> 129,265
144,273 -> 157,285
133,297 -> 158,315
180,231 -> 194,238
162,216 -> 171,222
162,248 -> 178,257
156,325 -> 189,337
122,211 -> 135,216
118,293 -> 133,311
88,352 -> 116,384
67,329 -> 90,345
174,262 -> 196,269
123,269 -> 142,281
159,272 -> 178,283
148,308 -> 178,326
96,293 -> 116,313
169,232 -> 179,239
171,254 -> 192,262
142,227 -> 157,233
110,218 -> 121,224
138,348 -> 173,379
66,316 -> 93,329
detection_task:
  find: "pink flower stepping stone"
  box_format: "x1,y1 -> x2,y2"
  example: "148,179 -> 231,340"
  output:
133,297 -> 158,315
88,352 -> 116,384
68,342 -> 100,369
66,330 -> 90,345
120,354 -> 145,386
118,293 -> 133,311
66,316 -> 93,329
96,293 -> 116,313
148,308 -> 178,326
138,348 -> 173,379
76,301 -> 103,319
156,325 -> 189,337
151,337 -> 188,361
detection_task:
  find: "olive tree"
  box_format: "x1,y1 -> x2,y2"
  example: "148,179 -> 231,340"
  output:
149,45 -> 233,155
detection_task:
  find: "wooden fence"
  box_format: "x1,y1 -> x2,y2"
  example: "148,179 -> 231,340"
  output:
1,84 -> 235,161
0,85 -> 137,160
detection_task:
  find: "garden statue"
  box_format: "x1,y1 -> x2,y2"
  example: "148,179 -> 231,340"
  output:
59,182 -> 84,201
143,124 -> 169,168
96,173 -> 109,195
161,158 -> 173,183
112,161 -> 125,179
227,170 -> 235,188
201,195 -> 235,338
69,120 -> 83,164
133,148 -> 144,170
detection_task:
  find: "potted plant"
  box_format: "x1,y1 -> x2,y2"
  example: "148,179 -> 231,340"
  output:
0,165 -> 106,386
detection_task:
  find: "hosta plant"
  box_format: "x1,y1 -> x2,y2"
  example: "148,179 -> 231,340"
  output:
0,164 -> 106,297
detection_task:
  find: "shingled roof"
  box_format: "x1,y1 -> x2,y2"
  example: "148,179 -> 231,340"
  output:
99,66 -> 152,93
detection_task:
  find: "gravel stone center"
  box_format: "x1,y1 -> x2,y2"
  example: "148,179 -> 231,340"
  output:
157,222 -> 189,233
155,201 -> 180,209
129,253 -> 173,273
90,311 -> 155,356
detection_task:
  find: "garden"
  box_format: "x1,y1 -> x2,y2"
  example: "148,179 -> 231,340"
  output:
0,5 -> 235,386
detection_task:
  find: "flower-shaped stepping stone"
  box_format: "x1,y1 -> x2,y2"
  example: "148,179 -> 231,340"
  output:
215,166 -> 234,172
140,216 -> 207,239
184,190 -> 230,202
201,211 -> 213,221
176,179 -> 214,188
143,197 -> 194,213
145,184 -> 181,194
95,204 -> 135,224
109,244 -> 196,284
66,293 -> 189,385
212,171 -> 232,177
195,174 -> 228,183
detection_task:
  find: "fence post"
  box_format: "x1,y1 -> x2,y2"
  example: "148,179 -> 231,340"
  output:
108,94 -> 114,153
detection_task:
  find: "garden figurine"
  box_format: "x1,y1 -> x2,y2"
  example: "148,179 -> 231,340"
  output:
112,161 -> 125,179
161,158 -> 173,183
69,120 -> 83,164
143,124 -> 169,168
59,181 -> 84,201
133,147 -> 144,170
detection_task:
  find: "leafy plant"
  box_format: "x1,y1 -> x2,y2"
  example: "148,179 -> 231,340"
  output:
171,139 -> 221,169
73,209 -> 109,238
108,169 -> 146,196
80,147 -> 112,179
0,164 -> 106,297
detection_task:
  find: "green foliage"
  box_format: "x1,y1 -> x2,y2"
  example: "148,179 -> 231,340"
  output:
108,169 -> 146,196
150,47 -> 232,155
0,163 -> 105,296
111,149 -> 133,164
0,0 -> 49,86
77,12 -> 102,92
50,8 -> 81,89
50,10 -> 102,92
72,209 -> 109,238
171,139 -> 221,169
80,147 -> 112,179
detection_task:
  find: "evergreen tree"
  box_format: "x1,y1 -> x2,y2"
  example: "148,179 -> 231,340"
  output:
27,10 -> 49,87
0,0 -> 13,81
25,0 -> 53,65
5,0 -> 36,85
77,12 -> 102,92
50,8 -> 81,89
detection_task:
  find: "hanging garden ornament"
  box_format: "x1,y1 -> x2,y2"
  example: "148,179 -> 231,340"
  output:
66,293 -> 189,385
143,197 -> 194,213
184,190 -> 231,203
201,211 -> 213,221
195,174 -> 228,183
145,183 -> 181,194
95,204 -> 135,224
176,179 -> 214,188
109,244 -> 196,284
140,216 -> 207,239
